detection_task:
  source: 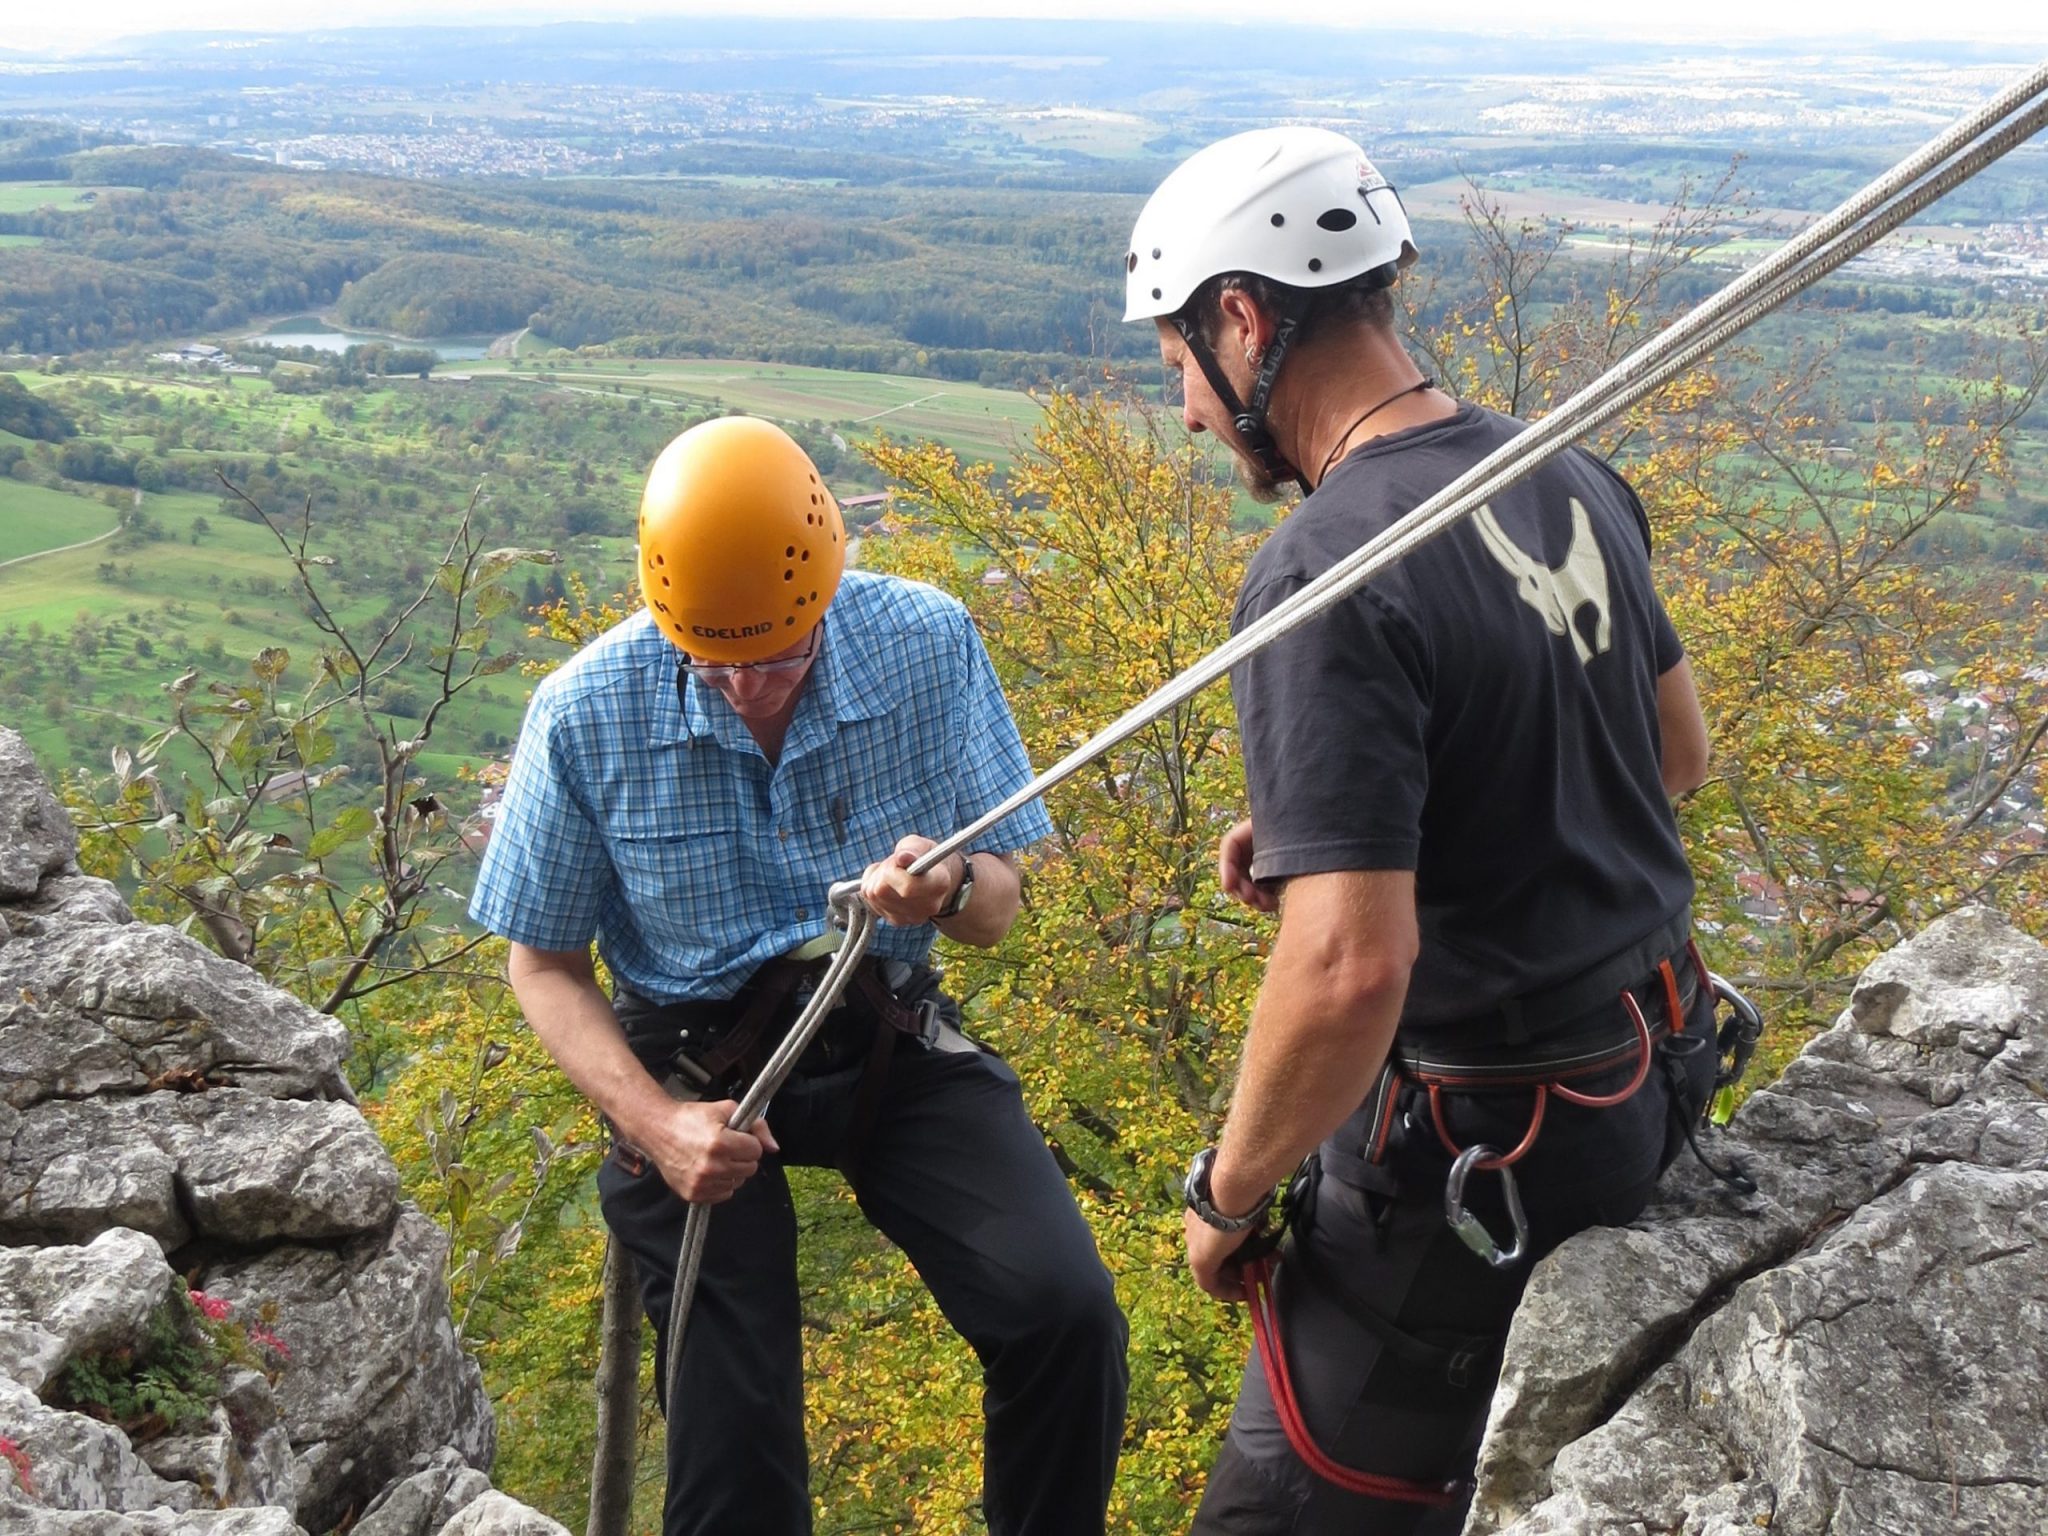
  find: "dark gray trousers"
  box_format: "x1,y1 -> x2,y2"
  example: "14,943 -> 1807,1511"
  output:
597,1036 -> 1129,1536
1193,987 -> 1718,1536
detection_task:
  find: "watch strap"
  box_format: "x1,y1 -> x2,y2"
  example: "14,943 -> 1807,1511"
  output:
936,852 -> 975,920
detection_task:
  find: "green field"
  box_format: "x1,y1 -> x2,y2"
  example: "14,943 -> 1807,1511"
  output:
0,182 -> 135,214
0,481 -> 121,562
461,357 -> 1045,469
0,482 -> 536,777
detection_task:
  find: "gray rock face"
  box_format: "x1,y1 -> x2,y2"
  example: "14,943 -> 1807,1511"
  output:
1,1091 -> 399,1247
0,726 -> 77,900
0,1229 -> 174,1394
351,1448 -> 493,1536
1470,907 -> 2048,1535
0,730 -> 552,1536
0,1509 -> 309,1535
0,908 -> 353,1113
436,1490 -> 572,1536
202,1210 -> 495,1535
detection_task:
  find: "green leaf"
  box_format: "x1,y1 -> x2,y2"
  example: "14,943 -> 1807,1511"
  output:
304,806 -> 368,861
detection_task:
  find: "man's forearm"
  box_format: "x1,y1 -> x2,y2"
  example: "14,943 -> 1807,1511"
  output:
932,850 -> 1023,948
1209,875 -> 1412,1216
508,951 -> 680,1148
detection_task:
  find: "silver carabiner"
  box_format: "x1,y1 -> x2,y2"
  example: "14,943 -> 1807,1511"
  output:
1443,1144 -> 1530,1271
826,877 -> 867,930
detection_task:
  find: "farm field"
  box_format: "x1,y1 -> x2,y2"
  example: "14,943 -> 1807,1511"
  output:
0,479 -> 121,562
0,482 -> 536,776
461,356 -> 1045,470
0,182 -> 135,213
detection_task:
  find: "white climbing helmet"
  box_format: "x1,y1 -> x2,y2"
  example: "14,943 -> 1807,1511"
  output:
1123,126 -> 1418,323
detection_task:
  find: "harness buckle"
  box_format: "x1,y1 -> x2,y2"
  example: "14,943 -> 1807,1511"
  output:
1443,1144 -> 1530,1271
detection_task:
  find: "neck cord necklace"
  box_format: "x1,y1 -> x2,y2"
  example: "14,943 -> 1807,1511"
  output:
1313,377 -> 1434,487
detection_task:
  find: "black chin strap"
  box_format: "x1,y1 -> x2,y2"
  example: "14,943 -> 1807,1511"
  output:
1173,288 -> 1321,496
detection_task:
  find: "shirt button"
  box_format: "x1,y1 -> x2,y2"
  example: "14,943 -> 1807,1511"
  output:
779,828 -> 791,842
796,907 -> 808,920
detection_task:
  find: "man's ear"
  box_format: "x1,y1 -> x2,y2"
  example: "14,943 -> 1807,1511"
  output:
1215,286 -> 1267,361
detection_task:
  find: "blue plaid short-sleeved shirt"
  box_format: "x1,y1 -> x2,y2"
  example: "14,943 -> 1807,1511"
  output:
469,569 -> 1053,1002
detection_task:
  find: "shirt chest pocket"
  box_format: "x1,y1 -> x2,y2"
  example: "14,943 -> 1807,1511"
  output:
609,821 -> 757,943
823,713 -> 954,860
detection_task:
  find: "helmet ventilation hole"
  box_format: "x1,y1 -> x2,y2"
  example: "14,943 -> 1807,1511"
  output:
1308,258 -> 1323,272
801,549 -> 810,561
810,590 -> 818,602
1270,213 -> 1284,227
786,545 -> 796,557
1126,253 -> 1138,272
784,570 -> 793,582
1317,207 -> 1358,232
1150,287 -> 1161,300
796,597 -> 806,608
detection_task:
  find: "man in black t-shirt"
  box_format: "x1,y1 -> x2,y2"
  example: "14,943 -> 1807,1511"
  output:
1124,128 -> 1715,1534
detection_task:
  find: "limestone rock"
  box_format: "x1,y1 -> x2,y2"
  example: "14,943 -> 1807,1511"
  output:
201,1210 -> 495,1535
0,726 -> 77,900
1,1091 -> 399,1247
0,1375 -> 198,1516
1470,907 -> 2048,1535
435,1490 -> 572,1536
137,1368 -> 299,1514
0,914 -> 352,1113
0,1506 -> 308,1535
0,1229 -> 175,1394
0,736 -> 499,1536
351,1448 -> 493,1536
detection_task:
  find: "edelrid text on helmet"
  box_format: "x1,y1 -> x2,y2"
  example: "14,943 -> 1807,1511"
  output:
1123,126 -> 1417,324
637,416 -> 847,664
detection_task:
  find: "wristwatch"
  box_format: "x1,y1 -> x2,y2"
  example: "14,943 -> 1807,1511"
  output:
1183,1146 -> 1274,1233
935,852 -> 976,920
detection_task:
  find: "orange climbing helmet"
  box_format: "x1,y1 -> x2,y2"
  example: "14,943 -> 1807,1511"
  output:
637,416 -> 846,663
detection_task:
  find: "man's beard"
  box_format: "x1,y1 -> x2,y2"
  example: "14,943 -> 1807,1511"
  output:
1235,451 -> 1288,505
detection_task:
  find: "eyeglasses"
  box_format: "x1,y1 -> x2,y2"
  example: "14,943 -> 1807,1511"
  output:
679,627 -> 820,686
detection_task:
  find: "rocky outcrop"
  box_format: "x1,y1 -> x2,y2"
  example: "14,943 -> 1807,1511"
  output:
1470,906 -> 2048,1535
0,729 -> 549,1536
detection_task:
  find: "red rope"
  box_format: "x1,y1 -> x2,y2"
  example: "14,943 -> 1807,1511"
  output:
1243,1257 -> 1461,1507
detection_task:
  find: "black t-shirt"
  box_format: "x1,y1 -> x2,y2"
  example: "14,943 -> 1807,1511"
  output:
1231,403 -> 1694,1027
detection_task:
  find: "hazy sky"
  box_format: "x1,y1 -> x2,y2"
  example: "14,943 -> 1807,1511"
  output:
9,0 -> 2047,55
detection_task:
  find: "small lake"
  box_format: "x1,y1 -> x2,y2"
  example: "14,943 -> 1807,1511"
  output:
242,321 -> 497,362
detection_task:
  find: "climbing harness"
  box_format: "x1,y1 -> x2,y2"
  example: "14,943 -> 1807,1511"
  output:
657,60 -> 2048,1413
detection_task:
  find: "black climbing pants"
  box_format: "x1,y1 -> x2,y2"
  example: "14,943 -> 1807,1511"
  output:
1192,982 -> 1717,1536
597,1014 -> 1129,1536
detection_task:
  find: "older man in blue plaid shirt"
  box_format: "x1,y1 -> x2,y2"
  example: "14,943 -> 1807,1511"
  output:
470,419 -> 1126,1536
